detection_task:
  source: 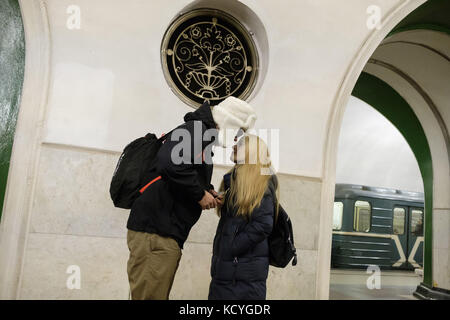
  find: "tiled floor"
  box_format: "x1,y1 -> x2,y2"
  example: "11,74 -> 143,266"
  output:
329,269 -> 422,300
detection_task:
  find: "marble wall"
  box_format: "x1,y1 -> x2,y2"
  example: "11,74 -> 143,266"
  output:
432,209 -> 450,290
18,143 -> 322,299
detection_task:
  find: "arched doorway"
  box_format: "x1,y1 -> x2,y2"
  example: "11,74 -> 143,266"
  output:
329,82 -> 428,299
319,0 -> 450,299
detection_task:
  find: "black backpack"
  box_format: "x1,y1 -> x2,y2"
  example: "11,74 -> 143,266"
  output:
268,181 -> 298,268
110,132 -> 170,209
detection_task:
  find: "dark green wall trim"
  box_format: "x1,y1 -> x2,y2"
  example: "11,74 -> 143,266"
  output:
352,72 -> 433,286
387,23 -> 450,38
0,0 -> 26,221
367,59 -> 450,166
414,282 -> 450,300
389,0 -> 450,37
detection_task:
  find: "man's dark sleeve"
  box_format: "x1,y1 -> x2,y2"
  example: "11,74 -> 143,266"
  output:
156,121 -> 206,203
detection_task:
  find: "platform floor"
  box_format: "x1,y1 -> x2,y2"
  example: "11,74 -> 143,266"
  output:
329,269 -> 422,300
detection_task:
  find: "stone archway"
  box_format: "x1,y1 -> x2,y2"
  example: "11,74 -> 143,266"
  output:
320,0 -> 450,299
316,0 -> 431,299
0,0 -> 51,299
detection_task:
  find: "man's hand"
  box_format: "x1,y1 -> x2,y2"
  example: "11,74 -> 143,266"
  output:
198,191 -> 217,210
209,189 -> 224,207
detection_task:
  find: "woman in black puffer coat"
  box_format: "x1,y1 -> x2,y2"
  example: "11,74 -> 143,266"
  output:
208,135 -> 278,300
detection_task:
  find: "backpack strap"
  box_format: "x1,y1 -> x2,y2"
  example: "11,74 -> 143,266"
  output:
267,175 -> 280,223
279,204 -> 298,266
157,129 -> 174,142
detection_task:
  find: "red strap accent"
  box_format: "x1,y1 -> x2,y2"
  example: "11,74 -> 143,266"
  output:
195,151 -> 205,162
139,176 -> 162,194
160,133 -> 166,144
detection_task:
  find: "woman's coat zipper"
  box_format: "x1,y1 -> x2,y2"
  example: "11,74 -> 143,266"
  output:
232,226 -> 239,286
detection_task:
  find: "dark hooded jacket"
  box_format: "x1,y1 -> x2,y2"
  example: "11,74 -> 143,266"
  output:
208,171 -> 277,300
126,101 -> 217,249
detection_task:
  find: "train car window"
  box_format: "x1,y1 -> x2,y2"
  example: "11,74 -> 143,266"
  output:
353,200 -> 371,232
333,202 -> 343,230
393,207 -> 405,235
411,209 -> 424,236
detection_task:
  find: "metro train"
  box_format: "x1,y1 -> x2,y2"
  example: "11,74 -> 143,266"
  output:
331,184 -> 424,270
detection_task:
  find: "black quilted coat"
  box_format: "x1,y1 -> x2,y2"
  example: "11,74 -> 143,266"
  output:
208,172 -> 276,300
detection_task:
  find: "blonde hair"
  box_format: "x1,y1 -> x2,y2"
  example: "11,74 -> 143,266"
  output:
217,135 -> 279,220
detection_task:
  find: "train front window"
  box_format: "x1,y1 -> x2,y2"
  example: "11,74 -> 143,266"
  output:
393,207 -> 405,235
333,202 -> 343,230
411,209 -> 424,236
353,200 -> 371,232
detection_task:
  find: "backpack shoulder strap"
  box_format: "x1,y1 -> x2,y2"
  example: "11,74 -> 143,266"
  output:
157,129 -> 175,142
267,175 -> 280,223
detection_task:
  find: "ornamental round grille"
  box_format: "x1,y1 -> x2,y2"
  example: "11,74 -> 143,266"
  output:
161,8 -> 259,107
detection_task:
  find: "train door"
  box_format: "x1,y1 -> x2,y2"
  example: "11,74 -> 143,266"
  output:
406,207 -> 424,269
392,206 -> 409,269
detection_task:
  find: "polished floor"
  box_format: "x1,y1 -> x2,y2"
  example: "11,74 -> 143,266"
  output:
329,269 -> 422,300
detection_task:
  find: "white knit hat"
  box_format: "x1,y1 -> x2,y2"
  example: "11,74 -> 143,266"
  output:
212,96 -> 257,147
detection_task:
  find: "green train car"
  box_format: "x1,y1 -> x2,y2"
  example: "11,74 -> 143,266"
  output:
331,183 -> 424,270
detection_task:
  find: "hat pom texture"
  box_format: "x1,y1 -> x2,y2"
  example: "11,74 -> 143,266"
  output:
211,97 -> 257,148
212,96 -> 257,131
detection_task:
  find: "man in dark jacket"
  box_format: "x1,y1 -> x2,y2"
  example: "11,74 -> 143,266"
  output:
126,97 -> 257,300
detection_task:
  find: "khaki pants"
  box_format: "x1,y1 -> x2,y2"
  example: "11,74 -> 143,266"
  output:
127,230 -> 182,300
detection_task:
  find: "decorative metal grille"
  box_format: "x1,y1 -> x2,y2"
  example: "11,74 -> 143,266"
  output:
161,8 -> 259,107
